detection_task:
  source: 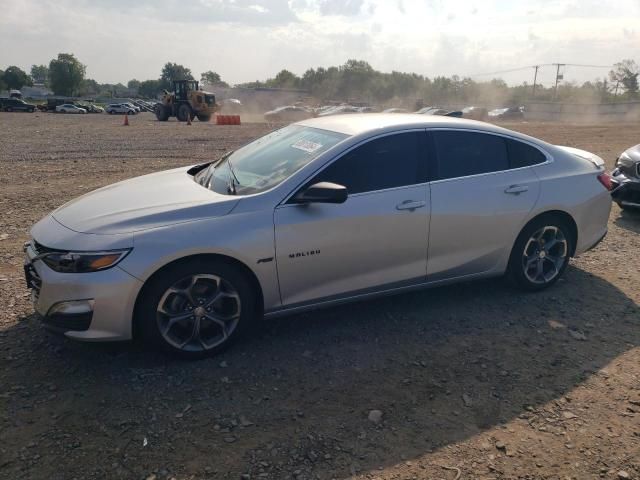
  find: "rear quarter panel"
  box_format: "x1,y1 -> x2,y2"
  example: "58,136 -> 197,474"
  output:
531,146 -> 611,255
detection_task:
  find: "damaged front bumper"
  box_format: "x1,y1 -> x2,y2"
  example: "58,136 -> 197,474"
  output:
611,168 -> 640,209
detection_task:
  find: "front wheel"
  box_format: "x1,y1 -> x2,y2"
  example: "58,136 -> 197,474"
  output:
507,216 -> 573,291
137,259 -> 258,359
177,104 -> 192,122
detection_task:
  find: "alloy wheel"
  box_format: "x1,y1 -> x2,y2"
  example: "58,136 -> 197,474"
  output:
522,226 -> 568,284
156,274 -> 241,352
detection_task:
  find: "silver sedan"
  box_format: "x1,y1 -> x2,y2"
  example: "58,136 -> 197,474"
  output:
25,115 -> 613,358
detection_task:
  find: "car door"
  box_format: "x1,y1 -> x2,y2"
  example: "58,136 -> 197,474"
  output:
274,131 -> 431,307
427,129 -> 544,281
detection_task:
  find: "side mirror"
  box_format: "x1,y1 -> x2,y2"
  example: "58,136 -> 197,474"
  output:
293,182 -> 348,204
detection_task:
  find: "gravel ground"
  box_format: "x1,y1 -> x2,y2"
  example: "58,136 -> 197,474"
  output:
0,112 -> 639,480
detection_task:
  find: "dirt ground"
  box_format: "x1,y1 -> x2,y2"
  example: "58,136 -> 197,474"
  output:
0,112 -> 639,480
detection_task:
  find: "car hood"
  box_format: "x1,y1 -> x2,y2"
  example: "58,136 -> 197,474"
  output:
622,144 -> 640,162
52,167 -> 240,234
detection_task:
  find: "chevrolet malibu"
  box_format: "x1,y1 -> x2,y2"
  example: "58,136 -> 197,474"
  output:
25,115 -> 613,358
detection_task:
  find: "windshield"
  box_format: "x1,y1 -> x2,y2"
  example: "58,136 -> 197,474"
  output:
195,125 -> 348,195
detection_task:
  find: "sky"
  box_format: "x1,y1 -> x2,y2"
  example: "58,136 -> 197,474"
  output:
1,0 -> 639,87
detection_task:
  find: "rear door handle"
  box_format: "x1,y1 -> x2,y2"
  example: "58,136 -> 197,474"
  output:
396,200 -> 426,211
504,185 -> 529,195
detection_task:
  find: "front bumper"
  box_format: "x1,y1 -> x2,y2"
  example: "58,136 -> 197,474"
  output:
611,169 -> 640,208
24,242 -> 143,341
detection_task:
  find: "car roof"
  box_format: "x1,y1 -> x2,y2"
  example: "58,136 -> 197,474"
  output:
297,113 -> 535,140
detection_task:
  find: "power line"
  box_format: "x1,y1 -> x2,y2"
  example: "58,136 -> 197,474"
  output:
465,62 -> 613,78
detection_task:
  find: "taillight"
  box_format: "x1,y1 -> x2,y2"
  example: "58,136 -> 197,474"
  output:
597,172 -> 614,191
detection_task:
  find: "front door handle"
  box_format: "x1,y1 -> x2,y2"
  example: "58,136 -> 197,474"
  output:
396,200 -> 426,211
504,185 -> 529,195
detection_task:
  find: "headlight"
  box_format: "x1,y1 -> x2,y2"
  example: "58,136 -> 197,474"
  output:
40,249 -> 131,273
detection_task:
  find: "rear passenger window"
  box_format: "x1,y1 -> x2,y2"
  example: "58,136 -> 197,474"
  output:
433,131 -> 509,180
507,139 -> 547,168
311,132 -> 424,194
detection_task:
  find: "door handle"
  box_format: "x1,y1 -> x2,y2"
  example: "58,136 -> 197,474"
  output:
396,200 -> 426,211
504,185 -> 529,195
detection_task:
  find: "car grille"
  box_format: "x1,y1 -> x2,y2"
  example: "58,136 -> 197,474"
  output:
32,240 -> 62,255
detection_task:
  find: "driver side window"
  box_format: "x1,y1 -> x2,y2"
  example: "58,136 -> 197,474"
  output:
310,132 -> 425,195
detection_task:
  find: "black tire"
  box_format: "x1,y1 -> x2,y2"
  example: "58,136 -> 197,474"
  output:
136,258 -> 258,359
507,214 -> 574,291
6,107 -> 12,112
197,114 -> 211,122
177,103 -> 192,122
109,110 -> 114,115
154,104 -> 169,121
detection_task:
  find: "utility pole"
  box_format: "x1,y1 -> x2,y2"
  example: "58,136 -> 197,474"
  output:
553,63 -> 565,100
532,65 -> 539,98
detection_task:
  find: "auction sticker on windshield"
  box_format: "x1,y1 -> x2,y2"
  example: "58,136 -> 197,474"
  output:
291,139 -> 323,153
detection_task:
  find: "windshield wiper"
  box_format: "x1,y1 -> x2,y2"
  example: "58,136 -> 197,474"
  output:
226,157 -> 241,195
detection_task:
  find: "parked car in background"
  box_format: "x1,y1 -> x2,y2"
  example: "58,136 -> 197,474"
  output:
123,102 -> 141,113
382,108 -> 409,113
56,104 -> 87,114
106,104 -> 137,115
462,106 -> 488,120
1,97 -> 36,112
220,98 -> 243,114
488,106 -> 525,120
264,106 -> 313,122
76,103 -> 104,113
24,114 -> 612,358
416,107 -> 463,117
317,105 -> 361,117
611,143 -> 640,210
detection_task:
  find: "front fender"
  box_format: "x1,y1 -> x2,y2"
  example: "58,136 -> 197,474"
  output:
119,211 -> 281,311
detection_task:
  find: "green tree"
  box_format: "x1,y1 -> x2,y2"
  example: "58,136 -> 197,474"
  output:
0,69 -> 6,91
30,64 -> 49,85
200,70 -> 229,87
79,78 -> 100,96
160,62 -> 193,89
127,79 -> 141,91
609,59 -> 639,96
3,66 -> 33,90
49,53 -> 86,96
267,69 -> 299,88
139,79 -> 162,98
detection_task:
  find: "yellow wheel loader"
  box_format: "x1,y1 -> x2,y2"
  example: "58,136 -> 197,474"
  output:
155,80 -> 219,122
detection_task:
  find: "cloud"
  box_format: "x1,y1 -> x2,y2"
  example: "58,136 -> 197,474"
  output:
73,0 -> 299,26
0,0 -> 639,87
317,0 -> 365,16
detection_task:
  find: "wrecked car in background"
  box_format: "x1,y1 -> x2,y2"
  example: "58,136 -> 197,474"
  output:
611,144 -> 640,210
415,107 -> 463,118
462,106 -> 488,120
264,106 -> 314,122
488,106 -> 525,120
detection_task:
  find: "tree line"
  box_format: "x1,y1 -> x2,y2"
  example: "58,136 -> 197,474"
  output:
2,54 -> 638,106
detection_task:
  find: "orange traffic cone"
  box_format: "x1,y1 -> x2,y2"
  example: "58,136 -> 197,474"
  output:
186,114 -> 192,125
123,113 -> 129,126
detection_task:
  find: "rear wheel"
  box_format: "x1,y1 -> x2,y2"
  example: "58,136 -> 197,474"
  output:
507,215 -> 573,291
137,258 -> 258,359
177,104 -> 192,122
